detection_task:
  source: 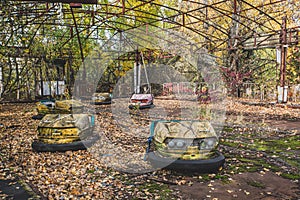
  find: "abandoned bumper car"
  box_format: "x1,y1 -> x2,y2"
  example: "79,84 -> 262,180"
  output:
145,120 -> 225,172
33,99 -> 84,119
92,93 -> 112,105
32,114 -> 99,152
129,94 -> 154,109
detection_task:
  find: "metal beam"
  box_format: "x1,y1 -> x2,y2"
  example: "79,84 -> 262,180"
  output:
15,0 -> 97,4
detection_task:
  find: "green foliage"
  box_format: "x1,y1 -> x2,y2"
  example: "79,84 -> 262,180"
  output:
288,47 -> 300,84
246,180 -> 266,188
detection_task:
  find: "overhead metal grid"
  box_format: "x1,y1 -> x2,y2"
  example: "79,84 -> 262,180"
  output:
0,0 -> 299,100
1,1 -> 299,53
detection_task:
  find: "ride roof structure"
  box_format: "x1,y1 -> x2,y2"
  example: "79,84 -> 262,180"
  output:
1,0 -> 299,55
0,0 -> 299,100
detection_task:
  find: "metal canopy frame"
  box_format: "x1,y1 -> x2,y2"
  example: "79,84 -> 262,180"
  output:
1,0 -> 298,55
0,0 -> 299,100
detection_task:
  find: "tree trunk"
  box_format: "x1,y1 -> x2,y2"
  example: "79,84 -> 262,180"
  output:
15,57 -> 20,100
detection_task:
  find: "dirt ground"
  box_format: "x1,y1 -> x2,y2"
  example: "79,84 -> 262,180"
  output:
171,171 -> 299,200
0,98 -> 299,199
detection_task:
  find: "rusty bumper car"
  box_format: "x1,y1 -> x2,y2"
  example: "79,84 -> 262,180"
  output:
32,99 -> 84,119
129,94 -> 154,109
145,120 -> 225,173
32,114 -> 99,152
92,93 -> 112,105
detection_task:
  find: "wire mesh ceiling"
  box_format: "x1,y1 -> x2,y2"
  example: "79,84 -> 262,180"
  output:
0,0 -> 299,58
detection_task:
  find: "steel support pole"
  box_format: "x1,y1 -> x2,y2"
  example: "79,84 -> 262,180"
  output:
279,16 -> 287,103
71,6 -> 86,96
134,49 -> 139,94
